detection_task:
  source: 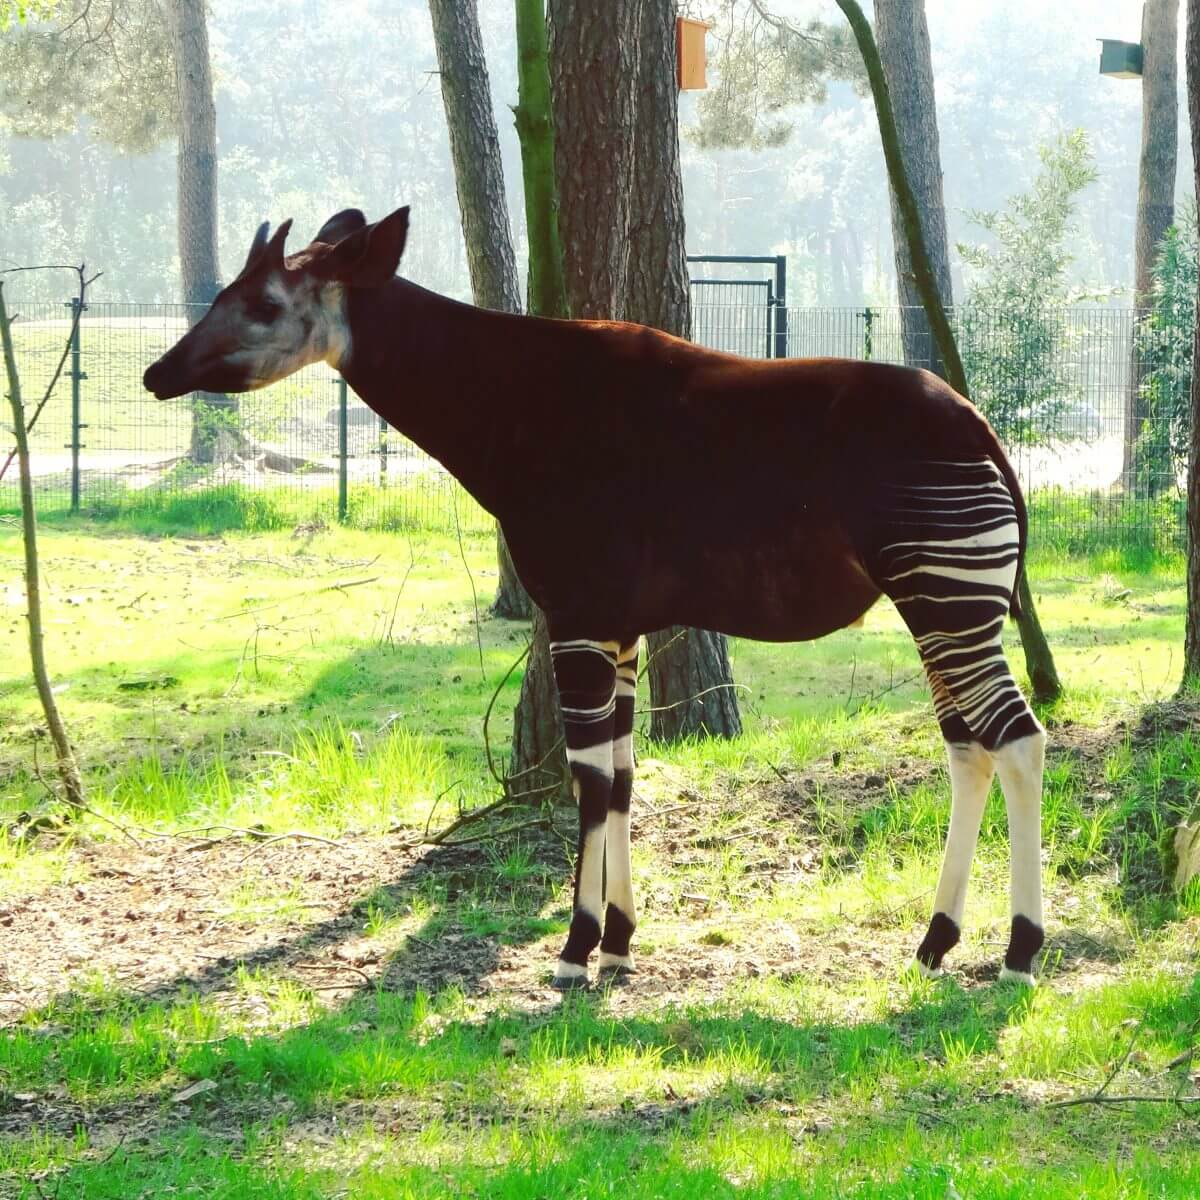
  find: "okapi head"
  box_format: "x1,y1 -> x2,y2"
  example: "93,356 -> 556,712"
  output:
142,206 -> 409,400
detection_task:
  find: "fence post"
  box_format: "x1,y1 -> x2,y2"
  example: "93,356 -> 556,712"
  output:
773,255 -> 788,359
65,296 -> 87,512
862,306 -> 874,361
379,414 -> 388,489
337,377 -> 348,522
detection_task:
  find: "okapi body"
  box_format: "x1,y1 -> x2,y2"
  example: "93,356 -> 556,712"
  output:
144,207 -> 1047,988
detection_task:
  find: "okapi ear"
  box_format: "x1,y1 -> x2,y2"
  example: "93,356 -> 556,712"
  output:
315,208 -> 367,246
315,206 -> 409,289
237,221 -> 272,279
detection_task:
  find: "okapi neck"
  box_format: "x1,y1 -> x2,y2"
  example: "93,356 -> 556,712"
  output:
338,278 -> 514,515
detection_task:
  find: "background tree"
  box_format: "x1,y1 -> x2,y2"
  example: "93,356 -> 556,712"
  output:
161,0 -> 228,463
873,0 -> 953,377
1123,0 -> 1179,489
1182,0 -> 1200,692
689,0 -> 861,151
625,0 -> 740,740
958,131 -> 1099,446
1136,202 -> 1198,494
427,0 -> 531,620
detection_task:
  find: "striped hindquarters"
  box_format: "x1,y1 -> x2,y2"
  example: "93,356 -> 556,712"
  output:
871,460 -> 1038,750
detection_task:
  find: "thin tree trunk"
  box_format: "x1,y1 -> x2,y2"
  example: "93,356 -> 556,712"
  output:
624,0 -> 740,741
163,0 -> 229,464
873,0 -> 953,378
427,0 -> 531,619
1181,0 -> 1200,692
514,0 -> 569,320
0,283 -> 85,809
547,0 -> 643,320
836,0 -> 1062,703
1123,0 -> 1179,491
510,0 -> 571,801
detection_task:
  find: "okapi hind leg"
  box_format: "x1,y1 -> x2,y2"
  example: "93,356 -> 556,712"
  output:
993,728 -> 1046,984
550,637 -> 619,990
870,459 -> 1046,984
598,639 -> 640,975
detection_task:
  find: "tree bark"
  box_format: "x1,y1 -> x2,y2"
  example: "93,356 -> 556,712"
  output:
836,0 -> 1062,702
427,0 -> 531,620
873,0 -> 953,378
547,0 -> 643,319
1123,0 -> 1179,491
0,282 -> 85,810
1182,0 -> 1200,692
623,0 -> 741,741
510,0 -> 572,802
162,0 -> 229,464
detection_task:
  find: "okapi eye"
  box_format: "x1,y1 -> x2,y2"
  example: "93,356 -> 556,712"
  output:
246,298 -> 283,325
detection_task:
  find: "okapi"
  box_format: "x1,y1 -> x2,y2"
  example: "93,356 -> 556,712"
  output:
144,207 -> 1047,989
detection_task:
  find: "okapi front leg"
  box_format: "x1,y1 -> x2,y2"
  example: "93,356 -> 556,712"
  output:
550,638 -> 618,990
599,639 -> 639,975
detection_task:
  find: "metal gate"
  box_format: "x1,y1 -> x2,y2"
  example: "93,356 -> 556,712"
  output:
687,254 -> 788,359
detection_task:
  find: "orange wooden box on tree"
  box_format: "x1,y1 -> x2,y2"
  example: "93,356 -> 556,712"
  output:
676,17 -> 710,90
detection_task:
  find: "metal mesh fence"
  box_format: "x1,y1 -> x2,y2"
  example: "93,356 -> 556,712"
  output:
1,298 -> 1190,552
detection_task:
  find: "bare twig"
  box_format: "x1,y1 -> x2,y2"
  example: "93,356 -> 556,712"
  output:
636,682 -> 750,715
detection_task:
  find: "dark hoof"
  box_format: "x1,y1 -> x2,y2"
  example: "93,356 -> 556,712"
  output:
551,971 -> 590,992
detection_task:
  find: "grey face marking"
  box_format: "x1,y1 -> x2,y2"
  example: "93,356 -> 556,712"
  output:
219,274 -> 351,388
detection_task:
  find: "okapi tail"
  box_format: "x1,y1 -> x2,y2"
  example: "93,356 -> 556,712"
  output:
985,434 -> 1027,621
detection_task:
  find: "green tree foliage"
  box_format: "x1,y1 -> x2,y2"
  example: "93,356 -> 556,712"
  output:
0,1 -> 55,29
1135,201 -> 1198,493
690,0 -> 863,150
957,130 -> 1099,445
0,0 -> 174,152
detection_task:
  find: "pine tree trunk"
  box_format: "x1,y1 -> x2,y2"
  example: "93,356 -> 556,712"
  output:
427,0 -> 531,620
623,0 -> 740,741
873,0 -> 953,378
510,0 -> 571,800
836,0 -> 1061,702
1123,0 -> 1179,491
163,0 -> 229,464
547,0 -> 643,320
1181,0 -> 1200,692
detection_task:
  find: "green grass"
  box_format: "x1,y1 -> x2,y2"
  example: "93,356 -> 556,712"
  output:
1,518 -> 1198,1196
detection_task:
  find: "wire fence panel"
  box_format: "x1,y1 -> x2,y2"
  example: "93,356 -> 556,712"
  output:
0,298 -> 1190,552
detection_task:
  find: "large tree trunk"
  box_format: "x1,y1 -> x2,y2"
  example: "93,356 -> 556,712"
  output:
1182,0 -> 1200,692
836,0 -> 1061,702
163,0 -> 229,464
547,0 -> 643,320
624,0 -> 740,741
509,0 -> 572,801
428,0 -> 531,620
873,0 -> 953,379
1123,0 -> 1179,491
